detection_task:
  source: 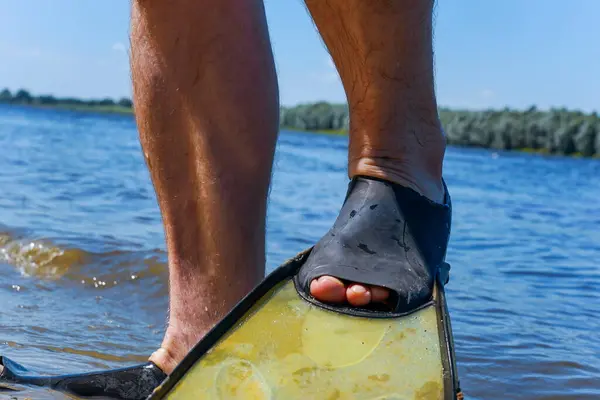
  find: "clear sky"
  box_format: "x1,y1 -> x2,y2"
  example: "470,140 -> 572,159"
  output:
0,0 -> 598,112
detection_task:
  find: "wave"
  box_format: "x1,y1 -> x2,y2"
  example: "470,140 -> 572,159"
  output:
0,229 -> 168,290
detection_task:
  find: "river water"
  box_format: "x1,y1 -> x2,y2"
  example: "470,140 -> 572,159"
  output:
0,105 -> 598,399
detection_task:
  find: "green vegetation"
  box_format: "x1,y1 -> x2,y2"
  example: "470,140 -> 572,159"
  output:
437,106 -> 600,157
281,102 -> 600,157
2,88 -> 599,157
0,88 -> 133,114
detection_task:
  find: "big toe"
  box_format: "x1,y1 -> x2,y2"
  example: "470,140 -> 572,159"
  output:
310,276 -> 346,303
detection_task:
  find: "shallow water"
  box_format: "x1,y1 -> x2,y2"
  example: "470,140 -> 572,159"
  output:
0,104 -> 598,399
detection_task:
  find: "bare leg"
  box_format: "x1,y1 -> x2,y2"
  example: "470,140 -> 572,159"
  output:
305,0 -> 447,306
130,0 -> 279,374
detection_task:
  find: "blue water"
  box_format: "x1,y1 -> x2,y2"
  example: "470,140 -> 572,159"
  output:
0,104 -> 599,399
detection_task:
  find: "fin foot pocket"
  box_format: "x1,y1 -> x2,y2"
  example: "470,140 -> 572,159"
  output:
294,175 -> 453,318
0,356 -> 166,400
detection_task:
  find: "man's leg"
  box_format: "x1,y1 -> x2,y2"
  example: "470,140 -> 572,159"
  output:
130,0 -> 279,374
305,0 -> 447,306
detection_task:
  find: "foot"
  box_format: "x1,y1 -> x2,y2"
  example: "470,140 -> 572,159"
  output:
308,172 -> 446,309
310,276 -> 391,307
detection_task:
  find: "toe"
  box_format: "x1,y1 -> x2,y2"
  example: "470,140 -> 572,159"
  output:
370,285 -> 390,303
310,276 -> 346,303
346,284 -> 372,306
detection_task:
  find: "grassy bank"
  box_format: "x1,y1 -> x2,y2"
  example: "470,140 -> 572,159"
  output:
283,126 -> 347,136
32,103 -> 134,115
51,103 -> 133,114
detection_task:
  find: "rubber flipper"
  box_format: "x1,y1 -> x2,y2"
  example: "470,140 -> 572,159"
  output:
148,174 -> 463,399
295,175 -> 452,317
0,356 -> 166,400
149,257 -> 462,399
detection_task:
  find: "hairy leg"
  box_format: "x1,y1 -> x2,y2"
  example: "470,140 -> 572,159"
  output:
305,0 -> 446,306
130,0 -> 279,374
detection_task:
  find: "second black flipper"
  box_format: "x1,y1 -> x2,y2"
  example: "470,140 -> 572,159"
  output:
0,356 -> 166,400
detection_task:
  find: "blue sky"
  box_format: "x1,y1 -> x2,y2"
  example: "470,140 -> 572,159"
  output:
0,0 -> 598,112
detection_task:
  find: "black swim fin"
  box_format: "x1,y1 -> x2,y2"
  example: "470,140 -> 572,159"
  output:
0,356 -> 166,399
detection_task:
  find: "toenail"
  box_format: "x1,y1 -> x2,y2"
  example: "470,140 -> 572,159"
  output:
351,285 -> 367,294
320,276 -> 337,284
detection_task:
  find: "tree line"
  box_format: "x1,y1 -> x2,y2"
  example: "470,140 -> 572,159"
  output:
2,88 -> 598,157
0,88 -> 133,109
281,102 -> 600,157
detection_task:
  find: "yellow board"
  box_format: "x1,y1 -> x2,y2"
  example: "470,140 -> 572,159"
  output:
162,279 -> 446,400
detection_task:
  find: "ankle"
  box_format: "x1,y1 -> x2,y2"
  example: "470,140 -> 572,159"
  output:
350,159 -> 445,203
349,126 -> 446,203
150,269 -> 261,374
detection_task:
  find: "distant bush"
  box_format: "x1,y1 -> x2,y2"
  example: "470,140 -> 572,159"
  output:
13,89 -> 33,104
0,89 -> 12,101
118,98 -> 133,108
